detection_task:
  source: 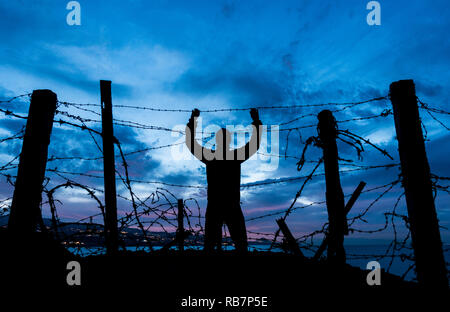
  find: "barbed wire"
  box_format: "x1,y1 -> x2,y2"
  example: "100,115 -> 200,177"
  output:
47,142 -> 185,162
246,179 -> 401,222
58,96 -> 389,113
0,127 -> 25,144
44,163 -> 399,190
0,93 -> 31,103
418,97 -> 450,115
418,97 -> 450,131
0,92 -> 448,283
0,96 -> 393,140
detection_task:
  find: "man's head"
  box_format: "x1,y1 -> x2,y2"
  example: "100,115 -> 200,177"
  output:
215,128 -> 232,151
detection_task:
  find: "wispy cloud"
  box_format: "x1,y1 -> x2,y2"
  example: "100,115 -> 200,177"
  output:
0,0 -> 449,243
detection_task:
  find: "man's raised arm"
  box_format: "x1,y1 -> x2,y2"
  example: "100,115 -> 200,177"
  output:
235,108 -> 263,162
186,109 -> 210,163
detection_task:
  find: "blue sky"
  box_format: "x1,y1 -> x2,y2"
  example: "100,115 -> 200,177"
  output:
0,0 -> 449,245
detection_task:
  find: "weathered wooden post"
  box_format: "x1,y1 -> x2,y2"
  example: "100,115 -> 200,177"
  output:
8,90 -> 57,234
177,199 -> 185,251
342,181 -> 366,236
313,181 -> 366,261
276,218 -> 304,258
390,79 -> 448,287
317,110 -> 346,263
100,80 -> 119,255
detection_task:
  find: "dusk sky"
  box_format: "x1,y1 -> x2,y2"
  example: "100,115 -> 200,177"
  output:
1,0 -> 449,245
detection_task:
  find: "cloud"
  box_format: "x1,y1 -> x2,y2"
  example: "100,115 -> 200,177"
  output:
1,0 -> 449,243
415,81 -> 443,98
172,63 -> 285,108
221,1 -> 236,18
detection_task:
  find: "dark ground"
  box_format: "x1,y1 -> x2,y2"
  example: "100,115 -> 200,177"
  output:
1,230 -> 447,310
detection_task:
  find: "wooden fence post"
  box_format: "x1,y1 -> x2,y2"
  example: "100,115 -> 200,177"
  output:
317,110 -> 346,263
177,199 -> 184,251
100,80 -> 119,255
8,90 -> 57,235
276,218 -> 305,258
390,79 -> 448,287
313,181 -> 366,261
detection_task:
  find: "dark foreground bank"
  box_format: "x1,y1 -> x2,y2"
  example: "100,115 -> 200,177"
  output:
3,231 -> 449,310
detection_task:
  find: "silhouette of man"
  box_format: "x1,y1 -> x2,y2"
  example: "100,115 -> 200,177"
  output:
186,108 -> 262,253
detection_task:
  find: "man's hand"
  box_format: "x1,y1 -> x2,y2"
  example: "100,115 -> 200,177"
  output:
191,108 -> 200,118
188,108 -> 200,127
250,108 -> 259,122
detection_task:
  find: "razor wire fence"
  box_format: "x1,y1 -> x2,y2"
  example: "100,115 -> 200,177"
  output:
0,90 -> 449,282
